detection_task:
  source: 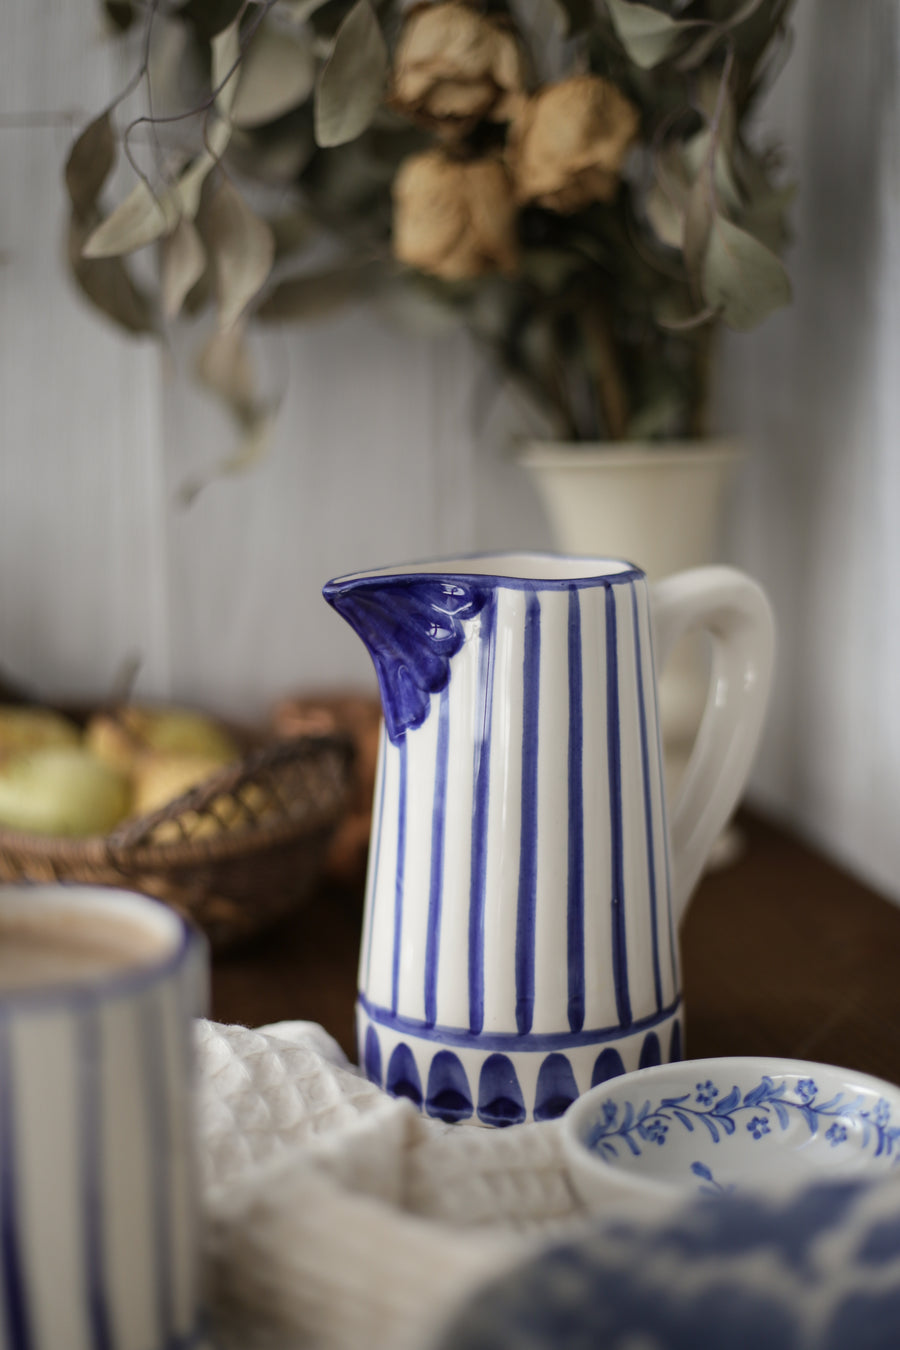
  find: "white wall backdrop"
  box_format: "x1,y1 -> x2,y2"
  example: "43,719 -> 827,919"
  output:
3,0 -> 900,899
718,0 -> 900,899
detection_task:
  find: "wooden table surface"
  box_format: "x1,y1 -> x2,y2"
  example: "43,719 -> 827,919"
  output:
211,810 -> 900,1087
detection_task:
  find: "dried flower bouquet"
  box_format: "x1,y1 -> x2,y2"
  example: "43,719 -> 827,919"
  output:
66,0 -> 795,453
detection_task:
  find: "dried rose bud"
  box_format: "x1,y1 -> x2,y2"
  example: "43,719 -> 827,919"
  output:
391,1 -> 525,132
392,149 -> 518,280
510,75 -> 640,213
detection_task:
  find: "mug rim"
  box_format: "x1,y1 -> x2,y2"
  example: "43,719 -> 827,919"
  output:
0,882 -> 202,1009
324,549 -> 646,594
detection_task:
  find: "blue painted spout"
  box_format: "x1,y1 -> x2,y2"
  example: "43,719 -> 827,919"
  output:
322,570 -> 491,743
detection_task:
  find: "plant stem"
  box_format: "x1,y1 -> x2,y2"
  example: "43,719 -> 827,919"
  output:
690,323 -> 714,438
583,303 -> 629,441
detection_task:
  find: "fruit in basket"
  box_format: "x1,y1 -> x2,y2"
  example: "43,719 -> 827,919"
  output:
0,746 -> 130,836
0,707 -> 81,757
133,750 -> 269,842
87,705 -> 239,775
132,751 -> 232,818
271,692 -> 381,884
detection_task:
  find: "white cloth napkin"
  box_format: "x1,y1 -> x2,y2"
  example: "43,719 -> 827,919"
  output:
197,1018 -> 622,1350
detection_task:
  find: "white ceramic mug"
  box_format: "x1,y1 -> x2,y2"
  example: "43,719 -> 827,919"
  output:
325,553 -> 774,1126
0,883 -> 209,1349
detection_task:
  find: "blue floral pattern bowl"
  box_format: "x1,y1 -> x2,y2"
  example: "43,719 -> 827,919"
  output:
561,1056 -> 900,1207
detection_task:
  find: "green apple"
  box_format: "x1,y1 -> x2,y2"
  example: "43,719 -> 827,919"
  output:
0,706 -> 81,756
132,751 -> 230,818
0,747 -> 130,836
132,751 -> 264,843
87,706 -> 238,775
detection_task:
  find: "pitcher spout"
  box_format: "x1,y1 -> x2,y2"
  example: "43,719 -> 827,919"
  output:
322,569 -> 491,743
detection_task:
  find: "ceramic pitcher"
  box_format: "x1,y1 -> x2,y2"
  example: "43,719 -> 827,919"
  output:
324,552 -> 774,1126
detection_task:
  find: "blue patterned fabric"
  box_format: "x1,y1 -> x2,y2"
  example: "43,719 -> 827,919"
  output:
437,1178 -> 900,1349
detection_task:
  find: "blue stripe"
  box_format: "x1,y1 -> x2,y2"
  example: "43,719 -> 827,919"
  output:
0,1014 -> 34,1350
567,588 -> 585,1032
362,733 -> 387,990
424,687 -> 451,1027
606,585 -> 632,1028
515,592 -> 541,1036
390,739 -> 408,1015
646,598 -> 679,984
80,1005 -> 115,1350
468,596 -> 497,1034
171,968 -> 204,1345
632,588 -> 663,1012
140,994 -> 174,1345
358,990 -> 682,1052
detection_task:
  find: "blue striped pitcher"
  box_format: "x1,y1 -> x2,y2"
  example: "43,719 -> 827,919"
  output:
324,553 -> 773,1127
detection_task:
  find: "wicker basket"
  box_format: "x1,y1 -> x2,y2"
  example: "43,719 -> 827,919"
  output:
0,733 -> 354,950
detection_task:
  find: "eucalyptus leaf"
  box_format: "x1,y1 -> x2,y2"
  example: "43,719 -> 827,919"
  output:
653,288 -> 701,329
81,118 -> 229,261
604,0 -> 700,69
230,24 -> 316,128
82,179 -> 178,258
162,217 -> 207,319
375,279 -> 465,337
205,179 -> 275,329
739,181 -> 795,253
68,213 -> 156,334
314,0 -> 388,148
684,130 -> 743,215
65,113 -> 116,218
173,117 -> 232,219
194,325 -> 256,414
645,184 -> 683,250
255,261 -> 378,321
211,19 -> 241,119
701,213 -> 791,329
179,0 -> 245,40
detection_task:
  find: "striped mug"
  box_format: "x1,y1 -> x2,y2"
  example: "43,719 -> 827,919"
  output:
0,883 -> 209,1348
324,553 -> 774,1126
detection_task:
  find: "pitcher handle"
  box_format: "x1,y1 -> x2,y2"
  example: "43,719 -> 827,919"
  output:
650,566 -> 775,926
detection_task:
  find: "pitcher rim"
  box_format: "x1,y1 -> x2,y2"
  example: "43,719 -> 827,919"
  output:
323,550 -> 646,595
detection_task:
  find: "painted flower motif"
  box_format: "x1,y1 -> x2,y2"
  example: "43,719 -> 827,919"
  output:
796,1078 -> 818,1104
603,1100 -> 618,1125
873,1098 -> 891,1127
826,1122 -> 848,1147
638,1118 -> 668,1145
748,1115 -> 771,1140
695,1081 -> 718,1107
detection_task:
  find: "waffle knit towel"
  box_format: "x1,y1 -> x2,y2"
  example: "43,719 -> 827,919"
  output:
197,1018 -> 638,1350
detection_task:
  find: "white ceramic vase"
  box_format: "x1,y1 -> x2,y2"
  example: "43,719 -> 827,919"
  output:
518,441 -> 740,801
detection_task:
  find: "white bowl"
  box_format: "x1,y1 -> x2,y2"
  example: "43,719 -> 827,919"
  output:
561,1056 -> 900,1208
